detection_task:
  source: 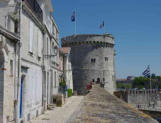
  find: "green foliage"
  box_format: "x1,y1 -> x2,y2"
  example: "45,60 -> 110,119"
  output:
132,76 -> 149,89
132,76 -> 161,89
151,73 -> 156,79
59,79 -> 66,87
67,89 -> 73,97
154,76 -> 161,89
158,83 -> 161,89
117,75 -> 161,89
117,83 -> 132,89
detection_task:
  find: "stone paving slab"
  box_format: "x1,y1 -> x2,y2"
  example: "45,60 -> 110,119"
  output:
71,85 -> 157,123
31,96 -> 84,123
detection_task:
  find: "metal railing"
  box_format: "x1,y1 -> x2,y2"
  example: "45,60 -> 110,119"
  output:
24,0 -> 43,23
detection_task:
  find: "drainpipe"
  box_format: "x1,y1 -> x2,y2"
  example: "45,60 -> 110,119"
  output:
13,42 -> 17,121
16,0 -> 22,122
42,31 -> 46,112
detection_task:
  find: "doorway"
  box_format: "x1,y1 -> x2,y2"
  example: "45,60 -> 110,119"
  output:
50,70 -> 53,104
19,75 -> 25,118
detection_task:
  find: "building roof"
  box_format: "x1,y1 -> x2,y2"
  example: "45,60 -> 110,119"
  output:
51,17 -> 59,32
39,0 -> 53,12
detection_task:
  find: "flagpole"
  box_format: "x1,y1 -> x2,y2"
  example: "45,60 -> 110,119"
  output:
149,65 -> 152,90
104,23 -> 106,34
75,9 -> 76,34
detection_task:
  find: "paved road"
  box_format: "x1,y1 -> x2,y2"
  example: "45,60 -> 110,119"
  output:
31,96 -> 84,123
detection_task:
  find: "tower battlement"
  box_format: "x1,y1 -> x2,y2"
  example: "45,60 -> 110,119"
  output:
62,34 -> 114,47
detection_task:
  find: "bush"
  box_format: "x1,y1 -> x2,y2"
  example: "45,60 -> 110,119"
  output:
67,89 -> 72,97
59,79 -> 66,87
132,76 -> 149,89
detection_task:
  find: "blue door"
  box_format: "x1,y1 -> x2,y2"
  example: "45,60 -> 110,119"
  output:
19,76 -> 24,118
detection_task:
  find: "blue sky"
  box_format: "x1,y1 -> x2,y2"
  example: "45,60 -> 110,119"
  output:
52,0 -> 161,78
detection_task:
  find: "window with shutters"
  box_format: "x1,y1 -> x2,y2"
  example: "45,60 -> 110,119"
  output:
55,71 -> 56,88
38,30 -> 42,57
47,37 -> 49,55
52,43 -> 55,55
29,20 -> 33,53
10,60 -> 13,75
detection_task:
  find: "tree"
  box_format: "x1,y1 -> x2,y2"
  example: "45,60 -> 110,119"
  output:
116,83 -> 132,89
151,73 -> 156,79
132,75 -> 161,89
132,76 -> 149,89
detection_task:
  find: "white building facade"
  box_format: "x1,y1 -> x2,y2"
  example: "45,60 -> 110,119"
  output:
0,0 -> 60,122
38,0 -> 60,109
60,47 -> 73,92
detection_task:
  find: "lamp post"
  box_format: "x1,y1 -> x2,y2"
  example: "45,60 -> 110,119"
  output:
44,46 -> 58,57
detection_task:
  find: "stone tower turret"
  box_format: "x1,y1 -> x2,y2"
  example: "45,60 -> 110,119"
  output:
62,34 -> 116,94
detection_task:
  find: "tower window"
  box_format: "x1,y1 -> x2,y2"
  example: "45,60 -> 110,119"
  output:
105,57 -> 108,61
91,58 -> 96,63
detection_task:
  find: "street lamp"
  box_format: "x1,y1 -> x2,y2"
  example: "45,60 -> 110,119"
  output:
44,46 -> 58,57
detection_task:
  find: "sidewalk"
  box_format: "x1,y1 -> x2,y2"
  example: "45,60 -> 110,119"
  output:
31,96 -> 84,123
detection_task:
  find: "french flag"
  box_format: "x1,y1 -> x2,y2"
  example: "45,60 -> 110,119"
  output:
71,11 -> 75,22
100,21 -> 104,29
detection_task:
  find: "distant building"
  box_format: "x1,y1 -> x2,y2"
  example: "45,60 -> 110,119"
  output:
116,76 -> 135,84
60,47 -> 73,91
62,34 -> 116,94
127,76 -> 135,81
58,48 -> 64,83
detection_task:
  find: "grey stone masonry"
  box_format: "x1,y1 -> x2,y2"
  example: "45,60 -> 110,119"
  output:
71,85 -> 157,123
62,34 -> 116,94
126,89 -> 161,112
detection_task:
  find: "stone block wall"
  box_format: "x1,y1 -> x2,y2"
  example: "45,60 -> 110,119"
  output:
127,90 -> 161,111
118,90 -> 161,112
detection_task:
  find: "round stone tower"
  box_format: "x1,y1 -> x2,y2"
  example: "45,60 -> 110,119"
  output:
61,34 -> 116,94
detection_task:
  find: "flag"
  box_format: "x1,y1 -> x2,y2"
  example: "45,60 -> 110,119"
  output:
142,65 -> 150,77
71,11 -> 75,22
100,21 -> 104,29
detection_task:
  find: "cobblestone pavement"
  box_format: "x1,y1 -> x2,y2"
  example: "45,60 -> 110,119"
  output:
71,85 -> 157,123
31,96 -> 84,123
